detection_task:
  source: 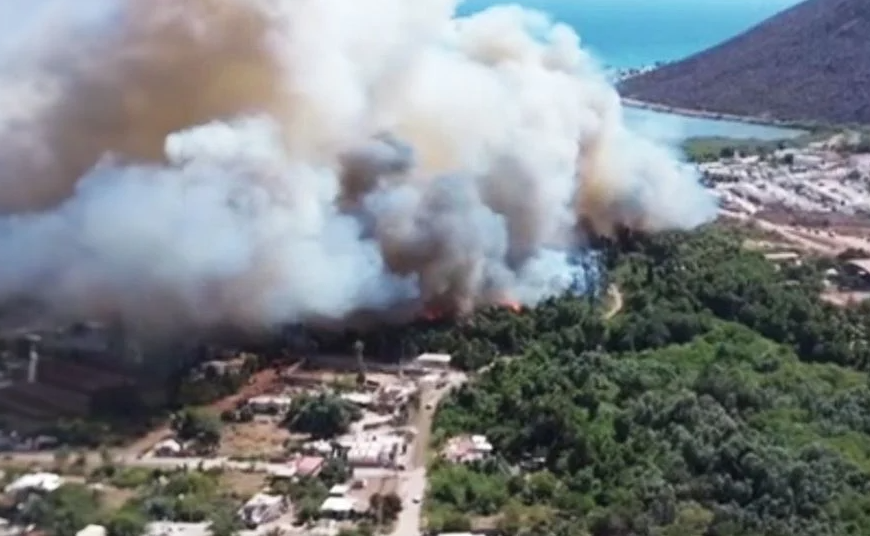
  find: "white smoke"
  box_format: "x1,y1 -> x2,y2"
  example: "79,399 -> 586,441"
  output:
0,0 -> 716,331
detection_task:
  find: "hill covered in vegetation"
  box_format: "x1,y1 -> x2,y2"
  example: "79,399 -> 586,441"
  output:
619,0 -> 870,126
417,227 -> 870,536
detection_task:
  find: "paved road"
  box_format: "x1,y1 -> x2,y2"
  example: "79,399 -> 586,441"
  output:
388,371 -> 467,536
391,468 -> 426,536
1,450 -> 295,475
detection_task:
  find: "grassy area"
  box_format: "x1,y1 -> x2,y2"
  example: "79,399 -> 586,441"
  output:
681,127 -> 870,163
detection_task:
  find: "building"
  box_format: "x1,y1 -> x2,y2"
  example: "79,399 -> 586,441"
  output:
340,392 -> 374,408
146,522 -> 211,536
4,472 -> 64,494
246,395 -> 293,415
267,465 -> 297,480
372,383 -> 418,412
238,493 -> 286,528
329,484 -> 351,497
442,435 -> 493,464
76,525 -> 106,536
153,439 -> 183,457
343,435 -> 404,468
319,496 -> 357,520
301,440 -> 335,457
295,456 -> 325,477
266,455 -> 325,480
763,251 -> 802,266
414,353 -> 452,370
360,414 -> 393,430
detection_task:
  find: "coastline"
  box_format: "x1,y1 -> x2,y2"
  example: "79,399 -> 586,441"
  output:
620,97 -> 810,133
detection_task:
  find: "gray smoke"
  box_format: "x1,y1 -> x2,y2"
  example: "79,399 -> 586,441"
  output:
0,0 -> 716,332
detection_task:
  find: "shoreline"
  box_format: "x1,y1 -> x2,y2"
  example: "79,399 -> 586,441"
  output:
621,97 -> 809,133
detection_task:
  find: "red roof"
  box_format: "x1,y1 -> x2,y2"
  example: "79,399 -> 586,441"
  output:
295,456 -> 325,476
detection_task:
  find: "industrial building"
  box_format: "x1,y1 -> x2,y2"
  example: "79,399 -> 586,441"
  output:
0,322 -> 202,432
0,330 -> 137,430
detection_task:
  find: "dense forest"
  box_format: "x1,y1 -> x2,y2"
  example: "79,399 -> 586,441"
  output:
420,226 -> 870,536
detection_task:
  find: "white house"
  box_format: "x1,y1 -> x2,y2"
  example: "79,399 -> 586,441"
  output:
329,484 -> 351,497
246,395 -> 293,415
153,439 -> 183,457
146,521 -> 211,536
340,392 -> 374,408
4,472 -> 64,494
320,496 -> 357,520
76,525 -> 107,536
238,493 -> 286,528
414,353 -> 451,370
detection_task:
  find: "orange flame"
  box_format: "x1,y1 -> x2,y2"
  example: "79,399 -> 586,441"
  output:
497,299 -> 522,313
421,305 -> 450,321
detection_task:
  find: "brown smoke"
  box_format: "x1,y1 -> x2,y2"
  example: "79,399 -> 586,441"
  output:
1,0 -> 282,213
0,0 -> 715,332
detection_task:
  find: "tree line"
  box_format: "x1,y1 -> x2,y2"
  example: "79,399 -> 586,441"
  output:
424,226 -> 870,536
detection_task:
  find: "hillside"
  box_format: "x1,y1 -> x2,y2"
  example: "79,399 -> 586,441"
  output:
420,227 -> 870,536
619,0 -> 870,125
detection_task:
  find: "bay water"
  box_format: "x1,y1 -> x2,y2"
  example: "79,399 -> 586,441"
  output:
459,0 -> 807,139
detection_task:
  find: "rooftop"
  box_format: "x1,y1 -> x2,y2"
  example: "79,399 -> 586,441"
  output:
75,525 -> 106,536
320,496 -> 356,513
247,395 -> 293,406
329,484 -> 351,496
415,353 -> 451,364
5,472 -> 64,494
764,252 -> 801,261
340,392 -> 374,406
146,522 -> 211,536
294,455 -> 325,476
243,493 -> 283,508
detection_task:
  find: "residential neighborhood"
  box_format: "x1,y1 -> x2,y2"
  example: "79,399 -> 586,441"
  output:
0,350 -> 483,536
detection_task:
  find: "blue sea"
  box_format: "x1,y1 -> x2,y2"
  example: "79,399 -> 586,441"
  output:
459,0 -> 807,139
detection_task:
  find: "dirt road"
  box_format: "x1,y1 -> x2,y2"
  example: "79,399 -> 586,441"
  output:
723,209 -> 870,257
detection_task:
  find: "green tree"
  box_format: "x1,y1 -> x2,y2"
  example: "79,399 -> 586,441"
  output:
171,408 -> 221,451
22,484 -> 101,536
369,492 -> 403,522
105,508 -> 147,536
285,393 -> 360,439
209,507 -> 241,536
318,457 -> 351,487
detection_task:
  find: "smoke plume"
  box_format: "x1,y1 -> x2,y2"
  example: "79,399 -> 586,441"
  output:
0,0 -> 716,331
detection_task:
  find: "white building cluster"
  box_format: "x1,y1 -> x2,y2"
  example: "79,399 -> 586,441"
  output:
702,143 -> 870,217
442,434 -> 494,464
